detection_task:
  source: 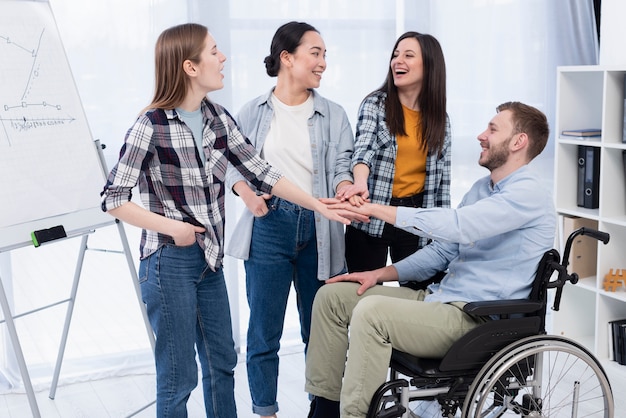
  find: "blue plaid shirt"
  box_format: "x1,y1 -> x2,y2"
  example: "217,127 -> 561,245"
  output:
101,98 -> 282,270
352,90 -> 452,246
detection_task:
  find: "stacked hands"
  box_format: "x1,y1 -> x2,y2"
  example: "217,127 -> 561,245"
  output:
321,182 -> 382,296
322,179 -> 371,222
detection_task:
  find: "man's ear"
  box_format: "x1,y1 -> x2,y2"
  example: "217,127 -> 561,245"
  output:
182,59 -> 196,77
511,132 -> 528,152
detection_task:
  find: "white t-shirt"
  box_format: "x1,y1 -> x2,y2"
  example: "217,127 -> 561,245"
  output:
262,93 -> 314,195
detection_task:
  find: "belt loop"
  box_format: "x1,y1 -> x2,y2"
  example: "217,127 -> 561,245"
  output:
268,195 -> 279,210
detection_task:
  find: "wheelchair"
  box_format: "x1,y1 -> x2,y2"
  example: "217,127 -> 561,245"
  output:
367,227 -> 614,418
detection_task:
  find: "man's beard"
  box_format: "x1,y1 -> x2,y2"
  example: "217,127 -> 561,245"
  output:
479,136 -> 512,171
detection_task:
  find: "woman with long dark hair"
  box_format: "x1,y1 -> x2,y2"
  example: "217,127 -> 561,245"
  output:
338,31 -> 452,273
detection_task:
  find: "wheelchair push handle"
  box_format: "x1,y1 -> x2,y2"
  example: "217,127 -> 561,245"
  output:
561,227 -> 609,271
552,227 -> 610,312
577,227 -> 610,244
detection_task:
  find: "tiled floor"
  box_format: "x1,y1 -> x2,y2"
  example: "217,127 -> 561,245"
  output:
2,223 -> 626,417
0,223 -> 309,417
0,346 -> 309,418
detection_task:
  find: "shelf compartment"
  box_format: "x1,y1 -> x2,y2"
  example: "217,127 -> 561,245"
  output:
556,69 -> 604,137
554,142 -> 601,215
602,70 -> 626,144
599,147 -> 626,218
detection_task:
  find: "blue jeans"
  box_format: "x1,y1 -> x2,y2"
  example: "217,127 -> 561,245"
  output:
244,196 -> 323,416
139,242 -> 237,418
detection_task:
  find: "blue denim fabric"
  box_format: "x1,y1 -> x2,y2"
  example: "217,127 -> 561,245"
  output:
244,196 -> 323,416
139,242 -> 238,418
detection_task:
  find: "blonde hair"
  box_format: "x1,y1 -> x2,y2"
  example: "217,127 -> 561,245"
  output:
146,23 -> 208,111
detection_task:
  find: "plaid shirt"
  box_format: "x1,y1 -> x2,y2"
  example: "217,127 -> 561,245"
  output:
352,90 -> 451,245
101,98 -> 282,270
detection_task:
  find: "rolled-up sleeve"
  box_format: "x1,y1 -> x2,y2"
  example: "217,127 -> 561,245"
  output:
101,116 -> 153,211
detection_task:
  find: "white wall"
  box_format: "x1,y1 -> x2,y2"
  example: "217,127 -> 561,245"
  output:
599,0 -> 626,65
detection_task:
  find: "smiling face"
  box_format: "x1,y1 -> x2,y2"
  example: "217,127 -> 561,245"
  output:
283,30 -> 326,90
390,37 -> 423,92
477,109 -> 517,171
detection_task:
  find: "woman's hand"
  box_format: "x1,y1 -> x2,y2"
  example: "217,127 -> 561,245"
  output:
336,181 -> 368,207
233,180 -> 272,217
242,192 -> 273,217
171,221 -> 206,246
318,198 -> 370,224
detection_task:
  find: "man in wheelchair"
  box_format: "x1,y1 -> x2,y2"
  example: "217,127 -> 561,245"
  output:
305,101 -> 556,418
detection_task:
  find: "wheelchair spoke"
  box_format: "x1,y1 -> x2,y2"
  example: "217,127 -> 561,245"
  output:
462,336 -> 613,418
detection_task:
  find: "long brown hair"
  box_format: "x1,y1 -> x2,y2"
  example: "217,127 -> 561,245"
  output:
378,32 -> 447,155
146,23 -> 208,111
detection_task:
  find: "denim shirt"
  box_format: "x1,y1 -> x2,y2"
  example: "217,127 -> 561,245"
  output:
352,90 -> 452,247
393,165 -> 556,303
225,88 -> 354,280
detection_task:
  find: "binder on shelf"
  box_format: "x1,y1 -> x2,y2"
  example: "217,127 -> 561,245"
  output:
617,322 -> 626,366
609,322 -> 614,361
609,319 -> 626,364
623,73 -> 626,143
577,145 -> 600,209
622,150 -> 626,190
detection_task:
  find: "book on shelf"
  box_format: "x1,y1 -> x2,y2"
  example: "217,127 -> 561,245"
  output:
623,73 -> 626,143
609,318 -> 626,365
561,128 -> 601,139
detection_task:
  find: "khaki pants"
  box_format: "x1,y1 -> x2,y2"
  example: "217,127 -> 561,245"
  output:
304,282 -> 486,418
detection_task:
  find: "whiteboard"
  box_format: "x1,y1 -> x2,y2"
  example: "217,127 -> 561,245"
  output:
0,0 -> 113,251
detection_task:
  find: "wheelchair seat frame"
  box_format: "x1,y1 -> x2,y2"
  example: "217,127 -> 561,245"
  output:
367,227 -> 614,418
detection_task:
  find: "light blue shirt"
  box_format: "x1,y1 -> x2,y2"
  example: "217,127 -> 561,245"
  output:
393,165 -> 556,303
175,107 -> 204,165
225,88 -> 354,280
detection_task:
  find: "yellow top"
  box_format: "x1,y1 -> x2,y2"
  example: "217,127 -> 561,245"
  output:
392,105 -> 427,197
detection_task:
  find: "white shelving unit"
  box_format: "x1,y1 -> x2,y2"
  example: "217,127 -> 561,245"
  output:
553,65 -> 626,379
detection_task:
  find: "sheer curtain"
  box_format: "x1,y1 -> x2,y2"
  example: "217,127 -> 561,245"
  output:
1,0 -> 598,390
213,0 -> 598,348
403,0 -> 599,202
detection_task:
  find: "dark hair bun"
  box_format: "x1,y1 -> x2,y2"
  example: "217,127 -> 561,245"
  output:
264,55 -> 278,77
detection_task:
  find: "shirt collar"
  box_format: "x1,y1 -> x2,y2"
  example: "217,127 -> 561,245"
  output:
164,97 -> 215,124
262,87 -> 326,117
491,165 -> 530,192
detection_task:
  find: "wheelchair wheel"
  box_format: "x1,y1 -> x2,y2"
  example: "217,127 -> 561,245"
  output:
462,335 -> 613,418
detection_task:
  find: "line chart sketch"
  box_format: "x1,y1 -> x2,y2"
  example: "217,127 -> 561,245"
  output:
0,1 -> 106,230
0,24 -> 77,146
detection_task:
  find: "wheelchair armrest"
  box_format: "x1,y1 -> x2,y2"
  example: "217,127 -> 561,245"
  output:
463,299 -> 544,316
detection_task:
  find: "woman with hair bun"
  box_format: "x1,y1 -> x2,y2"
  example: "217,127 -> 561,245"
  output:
226,21 -> 354,418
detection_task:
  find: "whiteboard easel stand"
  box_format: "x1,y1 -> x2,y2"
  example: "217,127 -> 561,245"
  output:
47,217 -> 156,401
0,220 -> 154,418
0,268 -> 40,416
0,140 -> 156,418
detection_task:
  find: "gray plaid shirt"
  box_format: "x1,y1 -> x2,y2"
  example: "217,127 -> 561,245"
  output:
101,98 -> 282,270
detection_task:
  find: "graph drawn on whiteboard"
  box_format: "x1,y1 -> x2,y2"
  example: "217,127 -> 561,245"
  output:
0,1 -> 106,230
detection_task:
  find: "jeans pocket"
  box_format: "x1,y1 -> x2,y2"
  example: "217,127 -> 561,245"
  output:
254,198 -> 276,220
138,257 -> 149,285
